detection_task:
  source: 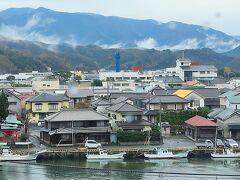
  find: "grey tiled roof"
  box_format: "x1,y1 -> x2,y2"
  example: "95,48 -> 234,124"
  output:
143,95 -> 189,104
110,92 -> 149,100
67,89 -> 94,98
27,92 -> 69,102
154,76 -> 183,83
45,109 -> 109,122
106,102 -> 143,113
192,88 -> 219,98
91,98 -> 112,106
152,89 -> 177,96
112,96 -> 130,104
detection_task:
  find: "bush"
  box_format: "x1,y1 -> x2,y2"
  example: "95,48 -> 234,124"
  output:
160,107 -> 210,125
117,126 -> 161,142
20,133 -> 28,142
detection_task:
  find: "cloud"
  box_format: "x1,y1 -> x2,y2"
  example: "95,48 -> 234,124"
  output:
158,38 -> 200,51
0,13 -> 60,44
99,43 -> 124,49
134,36 -> 240,52
204,35 -> 240,52
135,37 -> 159,49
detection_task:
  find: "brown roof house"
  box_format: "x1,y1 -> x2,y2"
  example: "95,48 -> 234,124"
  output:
185,115 -> 218,141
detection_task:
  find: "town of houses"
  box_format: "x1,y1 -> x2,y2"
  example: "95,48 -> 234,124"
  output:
1,56 -> 240,146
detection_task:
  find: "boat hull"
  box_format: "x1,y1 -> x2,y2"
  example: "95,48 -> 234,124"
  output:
211,153 -> 240,158
86,153 -> 125,160
144,152 -> 188,159
0,154 -> 37,161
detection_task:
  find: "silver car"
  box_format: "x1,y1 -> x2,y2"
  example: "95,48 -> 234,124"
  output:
224,139 -> 238,148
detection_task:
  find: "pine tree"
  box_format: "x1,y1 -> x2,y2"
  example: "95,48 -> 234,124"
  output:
0,90 -> 9,122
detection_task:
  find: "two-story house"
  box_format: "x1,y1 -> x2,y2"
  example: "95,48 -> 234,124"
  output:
106,102 -> 153,132
40,109 -> 111,146
66,89 -> 94,108
26,92 -> 69,123
143,95 -> 189,111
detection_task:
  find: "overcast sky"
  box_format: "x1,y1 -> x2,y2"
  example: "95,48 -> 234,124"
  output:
0,0 -> 239,36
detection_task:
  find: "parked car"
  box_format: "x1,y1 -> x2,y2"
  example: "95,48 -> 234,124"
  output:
195,139 -> 214,149
224,139 -> 238,148
85,140 -> 102,149
215,139 -> 224,148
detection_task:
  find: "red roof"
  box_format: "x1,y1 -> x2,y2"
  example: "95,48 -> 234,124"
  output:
185,115 -> 218,127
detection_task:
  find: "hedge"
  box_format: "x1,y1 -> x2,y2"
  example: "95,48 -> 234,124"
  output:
117,126 -> 160,142
161,107 -> 210,125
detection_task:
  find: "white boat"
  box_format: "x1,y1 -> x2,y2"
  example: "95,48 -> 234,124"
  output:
211,149 -> 240,158
144,147 -> 189,159
86,148 -> 126,160
0,146 -> 46,161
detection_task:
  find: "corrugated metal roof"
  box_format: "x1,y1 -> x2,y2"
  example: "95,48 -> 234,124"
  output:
219,91 -> 240,98
227,96 -> 240,104
173,90 -> 192,98
215,109 -> 237,120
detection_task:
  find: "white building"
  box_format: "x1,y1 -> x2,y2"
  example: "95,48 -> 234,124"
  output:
99,57 -> 217,84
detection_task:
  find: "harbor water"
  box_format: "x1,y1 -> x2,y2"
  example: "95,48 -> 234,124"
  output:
0,158 -> 240,180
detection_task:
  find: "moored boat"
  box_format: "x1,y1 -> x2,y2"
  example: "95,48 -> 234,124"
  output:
0,146 -> 46,161
211,149 -> 240,158
144,147 -> 189,159
86,148 -> 126,160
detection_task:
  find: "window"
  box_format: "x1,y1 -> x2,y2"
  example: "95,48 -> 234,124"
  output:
47,85 -> 50,87
112,114 -> 116,119
200,71 -> 205,74
43,84 -> 46,86
207,71 -> 210,74
113,83 -> 121,86
181,62 -> 184,65
35,103 -> 43,110
48,103 -> 58,110
9,102 -> 17,105
122,83 -> 129,86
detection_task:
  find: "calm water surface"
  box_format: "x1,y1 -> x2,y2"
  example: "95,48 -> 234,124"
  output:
0,158 -> 240,180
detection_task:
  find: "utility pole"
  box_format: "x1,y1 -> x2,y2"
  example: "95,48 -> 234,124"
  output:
159,97 -> 163,145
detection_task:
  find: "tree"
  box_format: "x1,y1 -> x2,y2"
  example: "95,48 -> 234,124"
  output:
6,75 -> 15,81
223,67 -> 232,79
91,79 -> 103,86
75,75 -> 82,82
0,90 -> 9,122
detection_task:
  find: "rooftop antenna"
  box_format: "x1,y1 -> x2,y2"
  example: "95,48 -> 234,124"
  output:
182,50 -> 185,59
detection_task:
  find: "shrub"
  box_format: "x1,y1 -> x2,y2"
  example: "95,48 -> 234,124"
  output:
117,126 -> 161,142
20,133 -> 28,142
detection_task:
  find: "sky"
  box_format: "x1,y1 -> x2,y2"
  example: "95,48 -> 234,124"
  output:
0,0 -> 239,36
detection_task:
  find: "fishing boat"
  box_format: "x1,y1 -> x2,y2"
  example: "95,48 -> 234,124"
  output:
211,149 -> 240,158
86,148 -> 126,160
0,146 -> 46,161
144,147 -> 189,159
